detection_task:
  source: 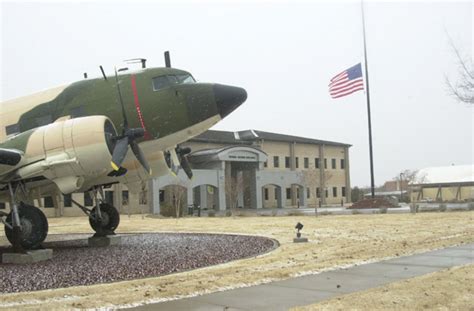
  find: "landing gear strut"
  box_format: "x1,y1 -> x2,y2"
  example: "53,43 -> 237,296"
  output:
71,186 -> 120,237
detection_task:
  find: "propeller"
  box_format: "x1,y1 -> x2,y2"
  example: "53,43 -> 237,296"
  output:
110,68 -> 152,175
163,146 -> 193,179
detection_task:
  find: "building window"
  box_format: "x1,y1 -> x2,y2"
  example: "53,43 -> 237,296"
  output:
264,188 -> 269,200
325,188 -> 329,198
307,187 -> 310,199
274,189 -> 278,200
44,196 -> 54,208
341,159 -> 345,169
304,157 -> 309,169
105,191 -> 114,205
273,156 -> 279,168
122,191 -> 129,206
159,190 -> 165,203
296,188 -> 300,199
264,161 -> 268,168
84,193 -> 93,207
63,194 -> 72,207
332,158 -> 336,169
315,158 -> 320,169
316,187 -> 321,198
333,187 -> 337,197
295,157 -> 299,169
324,158 -> 328,169
342,187 -> 346,197
286,188 -> 291,199
0,202 -> 6,209
285,157 -> 290,168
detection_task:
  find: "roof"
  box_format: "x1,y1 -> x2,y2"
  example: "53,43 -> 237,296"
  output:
412,165 -> 474,185
189,129 -> 351,147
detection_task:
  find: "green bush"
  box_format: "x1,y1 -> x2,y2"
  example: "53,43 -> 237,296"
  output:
439,203 -> 447,212
379,206 -> 388,214
468,203 -> 474,211
351,209 -> 361,215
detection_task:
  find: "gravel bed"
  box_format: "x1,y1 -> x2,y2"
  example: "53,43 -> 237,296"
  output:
0,233 -> 276,293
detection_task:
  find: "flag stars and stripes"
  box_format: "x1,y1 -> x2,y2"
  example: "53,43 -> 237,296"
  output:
329,63 -> 365,99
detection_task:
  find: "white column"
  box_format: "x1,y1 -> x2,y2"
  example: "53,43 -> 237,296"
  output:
151,179 -> 161,215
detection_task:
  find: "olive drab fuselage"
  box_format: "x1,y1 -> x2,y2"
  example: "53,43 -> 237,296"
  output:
4,67 -> 218,151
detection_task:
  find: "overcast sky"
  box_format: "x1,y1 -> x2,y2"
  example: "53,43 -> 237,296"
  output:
1,0 -> 472,187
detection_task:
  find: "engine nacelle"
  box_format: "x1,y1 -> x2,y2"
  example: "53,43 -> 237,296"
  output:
16,116 -> 117,193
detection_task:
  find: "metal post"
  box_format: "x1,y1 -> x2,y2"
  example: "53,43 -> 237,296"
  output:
361,1 -> 375,198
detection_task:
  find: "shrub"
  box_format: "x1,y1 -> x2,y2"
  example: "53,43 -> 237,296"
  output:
379,206 -> 388,214
208,210 -> 216,217
351,209 -> 361,215
225,210 -> 232,217
287,210 -> 305,216
439,203 -> 447,212
410,204 -> 419,214
468,203 -> 474,211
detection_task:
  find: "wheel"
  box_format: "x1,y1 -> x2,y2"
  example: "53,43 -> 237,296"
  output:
4,202 -> 48,249
89,203 -> 120,234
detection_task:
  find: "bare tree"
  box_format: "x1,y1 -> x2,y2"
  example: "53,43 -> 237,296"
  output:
445,31 -> 473,105
226,172 -> 244,210
169,183 -> 188,218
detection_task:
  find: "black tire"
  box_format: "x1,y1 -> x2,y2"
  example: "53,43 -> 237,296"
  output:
89,203 -> 120,234
5,202 -> 48,249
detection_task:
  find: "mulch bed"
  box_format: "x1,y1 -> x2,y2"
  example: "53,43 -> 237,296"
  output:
0,233 -> 276,293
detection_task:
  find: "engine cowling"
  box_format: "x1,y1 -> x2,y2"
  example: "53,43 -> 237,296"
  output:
15,116 -> 117,193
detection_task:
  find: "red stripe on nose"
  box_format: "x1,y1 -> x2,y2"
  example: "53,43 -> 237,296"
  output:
131,75 -> 151,139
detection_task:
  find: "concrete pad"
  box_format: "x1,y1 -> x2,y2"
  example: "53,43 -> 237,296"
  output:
88,235 -> 121,247
196,285 -> 337,311
2,249 -> 53,264
339,262 -> 440,279
272,271 -> 393,294
293,237 -> 309,243
383,254 -> 473,268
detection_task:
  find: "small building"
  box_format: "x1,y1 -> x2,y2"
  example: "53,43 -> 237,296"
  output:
410,165 -> 474,202
151,129 -> 351,214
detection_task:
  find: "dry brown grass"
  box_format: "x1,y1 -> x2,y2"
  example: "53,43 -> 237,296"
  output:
0,211 -> 473,310
291,264 -> 474,311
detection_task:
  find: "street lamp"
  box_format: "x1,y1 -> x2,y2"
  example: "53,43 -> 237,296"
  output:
399,173 -> 403,202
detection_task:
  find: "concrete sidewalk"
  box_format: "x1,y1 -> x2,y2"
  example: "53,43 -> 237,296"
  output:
133,243 -> 473,311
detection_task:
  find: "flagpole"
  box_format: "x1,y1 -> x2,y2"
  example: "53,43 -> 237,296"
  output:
361,1 -> 375,198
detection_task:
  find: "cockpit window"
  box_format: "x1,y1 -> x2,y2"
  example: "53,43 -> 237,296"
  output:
176,74 -> 195,84
152,74 -> 195,91
152,76 -> 170,91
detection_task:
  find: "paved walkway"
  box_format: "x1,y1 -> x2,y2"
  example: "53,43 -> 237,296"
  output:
134,243 -> 473,311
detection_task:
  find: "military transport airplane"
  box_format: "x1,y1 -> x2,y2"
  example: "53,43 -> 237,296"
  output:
0,52 -> 247,251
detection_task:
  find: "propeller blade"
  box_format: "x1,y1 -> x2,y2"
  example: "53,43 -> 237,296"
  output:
114,68 -> 129,131
111,137 -> 129,171
180,156 -> 193,179
130,141 -> 152,175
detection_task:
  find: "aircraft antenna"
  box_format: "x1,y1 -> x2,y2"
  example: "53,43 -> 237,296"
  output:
99,65 -> 107,81
164,51 -> 171,68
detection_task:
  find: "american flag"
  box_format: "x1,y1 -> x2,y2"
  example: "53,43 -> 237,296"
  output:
329,63 -> 364,99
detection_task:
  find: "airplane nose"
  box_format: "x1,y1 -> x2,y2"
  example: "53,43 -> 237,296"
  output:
213,84 -> 247,118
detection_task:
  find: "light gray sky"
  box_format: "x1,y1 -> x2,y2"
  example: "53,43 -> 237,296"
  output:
1,0 -> 472,187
